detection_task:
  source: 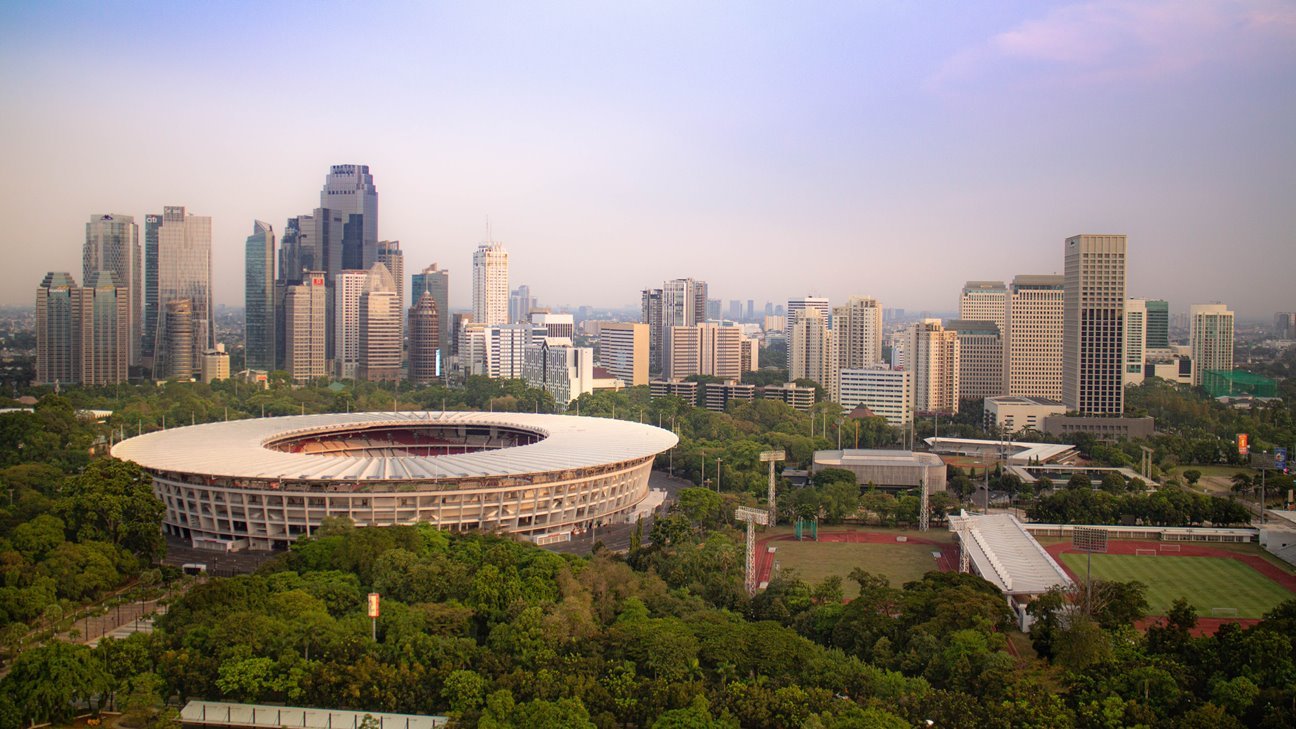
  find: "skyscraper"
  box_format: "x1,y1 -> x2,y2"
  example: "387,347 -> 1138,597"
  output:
161,299 -> 195,380
82,271 -> 129,386
322,164 -> 379,272
510,285 -> 534,324
1062,234 -> 1127,415
1123,298 -> 1148,387
408,291 -> 441,385
35,272 -> 78,386
358,262 -> 401,381
907,319 -> 960,415
785,296 -> 830,343
412,264 -> 451,376
789,307 -> 836,396
834,295 -> 884,370
599,322 -> 648,386
959,281 -> 1007,335
472,241 -> 509,326
946,319 -> 1002,403
284,272 -> 328,381
1189,303 -> 1234,385
84,214 -> 140,367
641,288 -> 664,373
663,323 -> 743,381
151,206 -> 212,378
142,213 -> 160,362
334,270 -> 369,379
1004,275 -> 1065,398
1145,299 -> 1170,350
244,221 -> 276,371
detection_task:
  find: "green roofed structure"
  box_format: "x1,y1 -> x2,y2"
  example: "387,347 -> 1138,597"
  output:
1203,370 -> 1278,399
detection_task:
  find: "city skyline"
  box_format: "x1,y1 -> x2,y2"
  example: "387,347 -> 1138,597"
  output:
2,3 -> 1294,317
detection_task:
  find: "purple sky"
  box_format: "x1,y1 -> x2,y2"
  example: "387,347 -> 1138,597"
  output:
1,1 -> 1293,317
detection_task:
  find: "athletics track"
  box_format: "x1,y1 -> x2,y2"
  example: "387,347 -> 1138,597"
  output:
754,530 -> 960,587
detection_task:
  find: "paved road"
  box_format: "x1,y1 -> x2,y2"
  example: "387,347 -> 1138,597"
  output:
163,536 -> 281,576
544,471 -> 694,556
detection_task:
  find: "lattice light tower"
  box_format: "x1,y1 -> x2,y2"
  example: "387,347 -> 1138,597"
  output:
735,506 -> 770,594
759,450 -> 785,525
919,477 -> 930,532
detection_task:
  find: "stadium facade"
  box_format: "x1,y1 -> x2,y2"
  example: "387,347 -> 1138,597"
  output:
111,411 -> 677,551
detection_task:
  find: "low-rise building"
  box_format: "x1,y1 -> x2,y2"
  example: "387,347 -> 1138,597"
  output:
983,395 -> 1066,435
762,382 -> 816,411
201,344 -> 230,383
1041,415 -> 1155,441
838,366 -> 912,426
650,379 -> 699,405
812,449 -> 946,491
704,381 -> 755,412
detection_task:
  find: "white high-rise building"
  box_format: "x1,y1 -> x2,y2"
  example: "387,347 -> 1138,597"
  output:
152,206 -> 213,379
525,339 -> 596,404
1063,234 -> 1127,415
663,323 -> 742,381
1004,275 -> 1065,399
489,324 -> 532,379
786,296 -> 830,343
959,281 -> 1007,335
359,262 -> 402,382
834,296 -> 884,370
906,319 -> 960,415
84,214 -> 141,367
838,366 -> 913,426
1123,299 -> 1148,387
1189,303 -> 1234,386
284,271 -> 328,381
472,241 -> 509,326
334,270 -> 369,379
789,307 -> 836,396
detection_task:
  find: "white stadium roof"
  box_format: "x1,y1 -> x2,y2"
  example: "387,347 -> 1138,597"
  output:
948,512 -> 1074,596
111,411 -> 678,482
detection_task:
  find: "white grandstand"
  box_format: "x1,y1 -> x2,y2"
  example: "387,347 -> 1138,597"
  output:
112,411 -> 678,551
948,511 -> 1074,628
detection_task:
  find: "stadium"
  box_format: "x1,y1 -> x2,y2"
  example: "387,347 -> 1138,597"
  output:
111,411 -> 678,551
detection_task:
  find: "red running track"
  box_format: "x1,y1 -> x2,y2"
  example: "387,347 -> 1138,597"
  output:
755,530 -> 960,586
1045,539 -> 1296,635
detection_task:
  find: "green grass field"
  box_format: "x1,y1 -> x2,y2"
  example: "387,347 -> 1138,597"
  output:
770,541 -> 945,599
1058,553 -> 1293,618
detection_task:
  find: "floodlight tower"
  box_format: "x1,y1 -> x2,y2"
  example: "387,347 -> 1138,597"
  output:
735,506 -> 770,594
759,450 -> 786,525
919,477 -> 929,532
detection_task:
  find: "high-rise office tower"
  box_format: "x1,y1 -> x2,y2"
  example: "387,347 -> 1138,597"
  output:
377,240 -> 404,348
359,262 -> 401,381
334,270 -> 369,379
1145,299 -> 1170,350
728,300 -> 743,321
746,299 -> 755,321
834,296 -> 883,370
786,295 -> 831,343
81,272 -> 130,386
84,214 -> 140,367
321,164 -> 379,272
408,291 -> 441,385
946,319 -> 1001,403
1276,312 -> 1296,340
664,278 -> 708,327
530,312 -> 575,340
599,322 -> 648,386
150,206 -> 212,378
1189,303 -> 1234,385
510,285 -> 534,324
142,214 -> 160,361
36,272 -> 78,386
284,272 -> 328,381
473,241 -> 509,326
663,323 -> 743,381
907,319 -> 960,415
412,264 -> 451,375
1062,234 -> 1127,415
279,214 -> 314,283
959,281 -> 1007,335
1004,275 -> 1065,399
161,299 -> 195,380
244,221 -> 276,371
1123,299 -> 1148,387
789,307 -> 837,396
641,288 -> 664,373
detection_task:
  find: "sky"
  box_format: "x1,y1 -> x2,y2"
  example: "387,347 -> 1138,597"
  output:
1,1 -> 1293,318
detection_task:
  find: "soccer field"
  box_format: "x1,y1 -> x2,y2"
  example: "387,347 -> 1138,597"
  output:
770,541 -> 945,599
1058,553 -> 1293,618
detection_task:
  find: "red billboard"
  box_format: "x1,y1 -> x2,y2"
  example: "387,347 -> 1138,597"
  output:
1237,433 -> 1249,457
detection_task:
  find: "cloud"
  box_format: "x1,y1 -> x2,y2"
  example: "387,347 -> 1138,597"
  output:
930,0 -> 1296,89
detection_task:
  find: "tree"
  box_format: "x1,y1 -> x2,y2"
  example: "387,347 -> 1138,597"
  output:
1183,469 -> 1202,485
4,641 -> 109,724
60,458 -> 165,562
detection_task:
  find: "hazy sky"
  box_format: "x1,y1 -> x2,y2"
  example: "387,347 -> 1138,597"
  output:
2,1 -> 1293,317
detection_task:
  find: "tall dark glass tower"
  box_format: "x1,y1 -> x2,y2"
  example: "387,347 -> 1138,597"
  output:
244,220 -> 275,371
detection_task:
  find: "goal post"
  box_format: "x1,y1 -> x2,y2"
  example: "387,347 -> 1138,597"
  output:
1135,548 -> 1157,556
1159,544 -> 1181,552
1210,607 -> 1239,618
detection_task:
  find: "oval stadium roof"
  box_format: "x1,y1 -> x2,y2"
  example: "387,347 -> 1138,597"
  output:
111,411 -> 678,482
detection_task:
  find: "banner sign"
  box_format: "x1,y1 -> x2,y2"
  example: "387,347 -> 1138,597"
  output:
367,593 -> 380,618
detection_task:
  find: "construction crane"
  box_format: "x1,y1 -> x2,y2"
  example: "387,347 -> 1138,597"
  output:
735,506 -> 770,594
